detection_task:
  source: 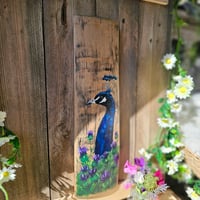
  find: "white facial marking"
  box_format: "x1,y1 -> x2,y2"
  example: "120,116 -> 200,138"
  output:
99,97 -> 107,104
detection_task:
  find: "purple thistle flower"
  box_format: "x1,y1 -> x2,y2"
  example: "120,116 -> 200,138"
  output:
89,168 -> 97,176
114,153 -> 119,164
81,165 -> 89,172
87,130 -> 94,141
79,146 -> 88,157
134,157 -> 145,168
93,154 -> 100,162
111,141 -> 117,149
100,151 -> 109,159
80,173 -> 89,181
100,170 -> 110,182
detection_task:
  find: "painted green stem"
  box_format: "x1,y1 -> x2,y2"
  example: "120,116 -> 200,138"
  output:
0,185 -> 9,200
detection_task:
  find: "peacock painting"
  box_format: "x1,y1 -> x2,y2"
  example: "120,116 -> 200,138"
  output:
76,75 -> 119,196
87,88 -> 115,156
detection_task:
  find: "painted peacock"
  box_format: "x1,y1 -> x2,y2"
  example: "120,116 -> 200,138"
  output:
87,75 -> 116,156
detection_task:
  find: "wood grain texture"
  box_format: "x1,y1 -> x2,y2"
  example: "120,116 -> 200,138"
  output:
135,1 -> 171,154
73,0 -> 96,16
43,0 -> 75,199
0,0 -> 49,199
118,0 -> 139,180
142,0 -> 168,5
74,16 -> 119,195
96,0 -> 119,20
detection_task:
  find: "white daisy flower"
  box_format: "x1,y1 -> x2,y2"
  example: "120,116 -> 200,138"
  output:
0,167 -> 16,184
182,164 -> 192,181
171,103 -> 182,113
166,90 -> 177,104
138,148 -> 152,160
160,146 -> 176,154
186,187 -> 200,200
0,111 -> 6,127
173,75 -> 182,82
174,151 -> 184,162
166,160 -> 178,175
134,171 -> 144,184
157,118 -> 178,129
0,135 -> 16,147
162,54 -> 177,70
179,75 -> 194,88
174,83 -> 193,99
169,138 -> 184,148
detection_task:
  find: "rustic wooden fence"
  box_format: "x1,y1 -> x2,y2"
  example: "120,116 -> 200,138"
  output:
0,0 -> 171,199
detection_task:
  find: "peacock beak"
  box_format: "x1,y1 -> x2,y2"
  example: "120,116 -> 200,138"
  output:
86,99 -> 96,105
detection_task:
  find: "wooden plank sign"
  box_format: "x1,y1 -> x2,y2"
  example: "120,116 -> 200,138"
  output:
142,0 -> 169,5
74,16 -> 119,197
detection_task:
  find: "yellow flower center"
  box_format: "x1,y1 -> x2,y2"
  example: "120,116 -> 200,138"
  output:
3,171 -> 9,177
182,79 -> 190,85
168,93 -> 175,100
162,119 -> 169,123
165,58 -> 171,64
179,86 -> 187,94
173,104 -> 179,109
191,191 -> 199,198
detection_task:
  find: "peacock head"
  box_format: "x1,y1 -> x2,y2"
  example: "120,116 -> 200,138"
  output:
87,89 -> 114,107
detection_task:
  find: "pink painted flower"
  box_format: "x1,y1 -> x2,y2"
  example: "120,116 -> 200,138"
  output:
154,169 -> 165,186
124,160 -> 137,175
123,181 -> 132,189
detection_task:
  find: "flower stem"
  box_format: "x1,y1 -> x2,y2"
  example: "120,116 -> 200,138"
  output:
0,185 -> 9,200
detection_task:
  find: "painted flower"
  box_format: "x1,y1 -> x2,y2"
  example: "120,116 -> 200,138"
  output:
87,130 -> 94,141
0,135 -> 16,147
0,167 -> 16,184
174,83 -> 193,99
138,148 -> 152,160
93,154 -> 100,162
134,171 -> 144,184
157,118 -> 178,129
81,165 -> 89,172
174,151 -> 184,162
171,103 -> 182,113
186,187 -> 200,200
124,160 -> 137,175
166,160 -> 178,175
160,146 -> 176,154
79,146 -> 88,157
161,54 -> 177,70
100,170 -> 110,182
169,138 -> 184,148
80,173 -> 89,181
134,157 -> 145,168
154,169 -> 165,186
111,141 -> 117,149
0,111 -> 6,127
123,181 -> 133,189
166,90 -> 177,104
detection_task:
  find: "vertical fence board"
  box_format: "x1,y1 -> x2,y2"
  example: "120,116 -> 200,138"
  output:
74,16 -> 119,196
43,0 -> 75,199
96,0 -> 119,20
0,0 -> 49,199
118,0 -> 139,180
73,0 -> 96,16
135,2 -> 170,154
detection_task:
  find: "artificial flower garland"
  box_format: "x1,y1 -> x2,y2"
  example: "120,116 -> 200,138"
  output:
0,111 -> 21,200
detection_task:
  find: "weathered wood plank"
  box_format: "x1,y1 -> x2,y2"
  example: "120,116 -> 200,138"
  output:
43,0 -> 75,199
135,2 -> 170,155
74,16 -> 119,197
0,0 -> 49,199
73,0 -> 96,16
96,0 -> 119,20
142,0 -> 169,5
118,0 -> 139,180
